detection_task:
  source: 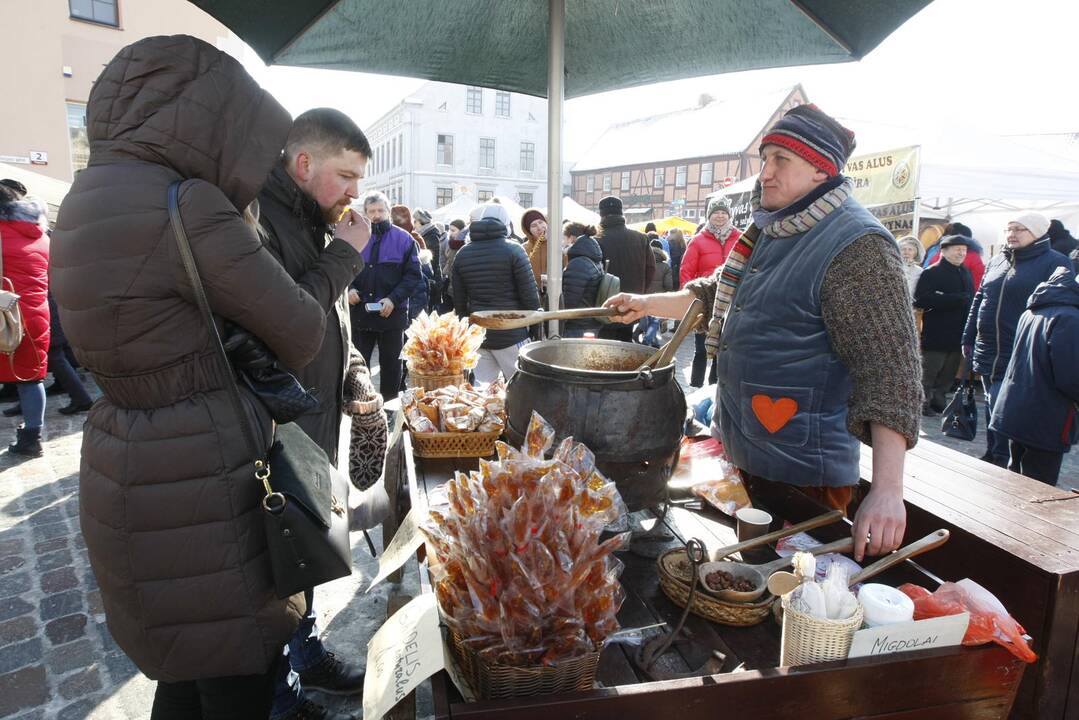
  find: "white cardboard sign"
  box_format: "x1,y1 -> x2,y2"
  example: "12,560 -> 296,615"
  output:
367,507 -> 425,591
848,612 -> 970,659
363,594 -> 443,720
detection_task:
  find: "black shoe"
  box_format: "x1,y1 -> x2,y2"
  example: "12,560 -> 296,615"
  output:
44,382 -> 65,397
921,403 -> 939,417
298,652 -> 365,696
8,426 -> 42,458
2,404 -> 22,417
59,400 -> 93,415
277,698 -> 358,720
978,452 -> 995,463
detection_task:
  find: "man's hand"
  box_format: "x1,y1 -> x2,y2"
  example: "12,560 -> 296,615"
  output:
336,208 -> 372,254
852,422 -> 908,561
851,485 -> 906,561
348,289 -> 360,306
603,293 -> 651,324
378,298 -> 395,318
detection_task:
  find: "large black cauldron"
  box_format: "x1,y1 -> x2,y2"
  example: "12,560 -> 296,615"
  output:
505,339 -> 686,511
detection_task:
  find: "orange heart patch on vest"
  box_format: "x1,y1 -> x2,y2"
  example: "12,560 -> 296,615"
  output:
751,395 -> 799,434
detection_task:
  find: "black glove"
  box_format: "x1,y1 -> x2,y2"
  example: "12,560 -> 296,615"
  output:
222,322 -> 275,371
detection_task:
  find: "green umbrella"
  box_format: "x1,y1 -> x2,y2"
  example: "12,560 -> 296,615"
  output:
190,0 -> 930,328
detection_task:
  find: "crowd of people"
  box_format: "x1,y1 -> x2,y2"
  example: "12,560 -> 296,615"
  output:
2,31 -> 1078,720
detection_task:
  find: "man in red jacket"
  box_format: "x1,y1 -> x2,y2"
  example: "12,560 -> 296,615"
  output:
681,197 -> 743,386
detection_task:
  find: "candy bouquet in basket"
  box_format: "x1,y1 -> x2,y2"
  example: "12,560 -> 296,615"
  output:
402,311 -> 484,390
401,378 -> 507,458
419,412 -> 630,698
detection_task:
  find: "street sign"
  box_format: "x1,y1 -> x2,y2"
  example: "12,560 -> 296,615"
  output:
30,151 -> 48,165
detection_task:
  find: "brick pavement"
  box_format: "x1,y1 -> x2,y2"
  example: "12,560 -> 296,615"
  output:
2,331 -> 1073,718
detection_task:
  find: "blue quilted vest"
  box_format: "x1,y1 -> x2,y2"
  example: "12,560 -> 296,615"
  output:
714,197 -> 892,487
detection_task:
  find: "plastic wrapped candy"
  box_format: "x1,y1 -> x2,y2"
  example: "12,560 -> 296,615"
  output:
402,311 -> 485,375
899,580 -> 1037,663
401,383 -> 506,435
420,411 -> 629,666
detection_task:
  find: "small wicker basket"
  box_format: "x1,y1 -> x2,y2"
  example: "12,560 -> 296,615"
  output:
449,630 -> 600,699
780,595 -> 864,666
657,548 -> 773,627
408,427 -> 500,459
407,370 -> 465,392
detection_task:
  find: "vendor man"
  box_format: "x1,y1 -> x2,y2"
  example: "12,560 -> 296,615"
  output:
606,104 -> 921,561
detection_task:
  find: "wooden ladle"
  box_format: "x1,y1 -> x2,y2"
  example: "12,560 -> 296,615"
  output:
765,529 -> 952,597
697,536 -> 855,603
639,298 -> 705,370
469,307 -> 619,330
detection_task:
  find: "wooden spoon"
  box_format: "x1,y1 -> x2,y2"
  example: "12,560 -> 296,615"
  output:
469,307 -> 619,330
698,537 -> 855,603
707,509 -> 843,562
639,298 -> 705,370
766,529 -> 951,597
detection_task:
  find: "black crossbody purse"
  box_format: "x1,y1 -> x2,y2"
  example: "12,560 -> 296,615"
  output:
167,181 -> 352,599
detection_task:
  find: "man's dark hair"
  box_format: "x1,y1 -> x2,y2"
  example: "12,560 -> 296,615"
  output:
0,179 -> 27,198
285,108 -> 371,161
644,222 -> 657,233
450,218 -> 466,230
0,184 -> 18,203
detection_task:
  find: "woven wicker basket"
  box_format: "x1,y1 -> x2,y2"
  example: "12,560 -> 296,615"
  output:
408,427 -> 500,459
780,595 -> 864,666
449,630 -> 600,699
407,370 -> 465,392
657,548 -> 773,627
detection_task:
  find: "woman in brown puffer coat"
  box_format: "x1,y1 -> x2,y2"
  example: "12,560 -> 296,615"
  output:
50,35 -> 327,716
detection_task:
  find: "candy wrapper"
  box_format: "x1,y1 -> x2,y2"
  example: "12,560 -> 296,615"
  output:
403,311 -> 485,375
421,412 -> 629,667
669,438 -> 750,516
402,381 -> 506,434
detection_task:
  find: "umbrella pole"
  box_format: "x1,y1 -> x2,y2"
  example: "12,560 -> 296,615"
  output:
545,0 -> 565,336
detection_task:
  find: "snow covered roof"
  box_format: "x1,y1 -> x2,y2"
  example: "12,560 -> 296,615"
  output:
571,86 -> 801,173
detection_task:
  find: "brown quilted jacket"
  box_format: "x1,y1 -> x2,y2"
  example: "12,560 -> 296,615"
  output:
50,35 -> 322,682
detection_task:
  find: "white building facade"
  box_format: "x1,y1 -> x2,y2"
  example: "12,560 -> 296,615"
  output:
361,82 -> 548,212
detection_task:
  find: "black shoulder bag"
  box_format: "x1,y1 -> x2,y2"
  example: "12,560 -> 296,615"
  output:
941,371 -> 979,441
167,181 -> 352,599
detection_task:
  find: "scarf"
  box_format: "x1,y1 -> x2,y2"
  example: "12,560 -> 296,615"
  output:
704,177 -> 853,358
706,220 -> 734,243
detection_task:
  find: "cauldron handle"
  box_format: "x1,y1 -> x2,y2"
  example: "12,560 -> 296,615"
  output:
637,366 -> 656,389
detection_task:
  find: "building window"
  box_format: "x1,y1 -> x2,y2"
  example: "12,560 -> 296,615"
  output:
602,175 -> 612,193
621,171 -> 630,191
654,168 -> 664,188
700,162 -> 714,186
70,0 -> 118,26
479,138 -> 496,170
586,175 -> 595,192
436,134 -> 454,166
519,142 -> 535,172
436,186 -> 454,207
477,190 -> 494,202
392,137 -> 399,168
66,102 -> 89,173
675,165 -> 687,188
466,86 -> 483,114
496,91 -> 511,118
685,208 -> 696,219
518,192 -> 533,207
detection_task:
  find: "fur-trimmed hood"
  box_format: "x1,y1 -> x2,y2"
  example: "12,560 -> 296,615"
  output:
0,200 -> 45,225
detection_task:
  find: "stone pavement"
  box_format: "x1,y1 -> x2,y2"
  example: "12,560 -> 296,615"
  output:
1,331 -> 1074,719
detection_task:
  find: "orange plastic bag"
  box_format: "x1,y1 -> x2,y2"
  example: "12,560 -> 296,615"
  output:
898,580 -> 1037,663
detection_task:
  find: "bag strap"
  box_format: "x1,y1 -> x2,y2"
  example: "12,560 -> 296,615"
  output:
166,181 -> 273,492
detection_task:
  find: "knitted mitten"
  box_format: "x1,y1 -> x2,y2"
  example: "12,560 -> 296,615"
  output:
342,354 -> 388,491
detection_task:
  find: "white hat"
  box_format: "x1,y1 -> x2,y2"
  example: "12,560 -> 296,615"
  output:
469,202 -> 510,226
1011,212 -> 1050,239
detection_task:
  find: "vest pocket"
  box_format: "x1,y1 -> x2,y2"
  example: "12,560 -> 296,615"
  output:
741,381 -> 815,448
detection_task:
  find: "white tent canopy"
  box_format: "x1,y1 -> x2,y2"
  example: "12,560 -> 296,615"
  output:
544,196 -> 601,226
0,163 -> 71,222
428,195 -> 475,224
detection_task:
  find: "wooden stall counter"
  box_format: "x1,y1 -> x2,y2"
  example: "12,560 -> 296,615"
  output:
396,437 -> 1027,720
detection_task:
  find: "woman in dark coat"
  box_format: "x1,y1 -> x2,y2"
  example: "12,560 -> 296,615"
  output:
51,35 -> 329,716
560,221 -> 604,338
0,187 -> 50,456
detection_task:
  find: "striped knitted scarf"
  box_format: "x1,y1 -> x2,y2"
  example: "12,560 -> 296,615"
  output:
704,177 -> 853,358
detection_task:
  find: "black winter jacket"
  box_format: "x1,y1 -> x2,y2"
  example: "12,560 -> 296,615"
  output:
562,235 -> 604,335
962,238 -> 1073,383
452,218 -> 541,349
258,162 -> 364,462
418,222 -> 444,291
596,215 -> 655,294
913,258 -> 973,352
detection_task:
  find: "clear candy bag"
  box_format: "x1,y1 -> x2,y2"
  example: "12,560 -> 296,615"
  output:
420,411 -> 629,666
